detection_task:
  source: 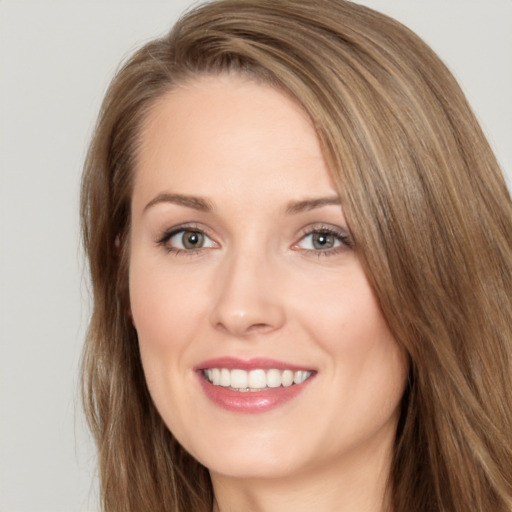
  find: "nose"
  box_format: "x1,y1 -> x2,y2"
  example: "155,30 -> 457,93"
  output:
209,250 -> 286,338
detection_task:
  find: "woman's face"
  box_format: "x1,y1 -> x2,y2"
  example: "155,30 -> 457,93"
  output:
129,75 -> 408,482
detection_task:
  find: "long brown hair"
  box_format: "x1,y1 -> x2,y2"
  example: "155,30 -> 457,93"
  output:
80,1 -> 512,510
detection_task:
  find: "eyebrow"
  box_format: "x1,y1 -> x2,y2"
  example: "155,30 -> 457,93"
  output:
143,192 -> 341,215
285,196 -> 341,214
143,193 -> 214,213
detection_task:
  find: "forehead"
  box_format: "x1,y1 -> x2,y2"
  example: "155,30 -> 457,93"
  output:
132,74 -> 338,212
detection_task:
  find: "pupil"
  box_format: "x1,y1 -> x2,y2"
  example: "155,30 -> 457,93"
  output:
183,231 -> 203,249
313,233 -> 334,249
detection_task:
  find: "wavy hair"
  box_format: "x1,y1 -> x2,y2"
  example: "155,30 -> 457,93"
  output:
80,1 -> 512,510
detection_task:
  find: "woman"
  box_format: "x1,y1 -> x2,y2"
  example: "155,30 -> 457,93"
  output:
80,1 -> 512,511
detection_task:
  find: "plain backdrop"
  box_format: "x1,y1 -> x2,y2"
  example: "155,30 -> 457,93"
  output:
1,1 -> 510,511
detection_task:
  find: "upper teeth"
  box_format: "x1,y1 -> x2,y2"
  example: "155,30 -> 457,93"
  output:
204,368 -> 312,390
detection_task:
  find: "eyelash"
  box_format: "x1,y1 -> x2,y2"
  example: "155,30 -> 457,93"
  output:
156,224 -> 214,256
293,225 -> 353,257
156,224 -> 353,257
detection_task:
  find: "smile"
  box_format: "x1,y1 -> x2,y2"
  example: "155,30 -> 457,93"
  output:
196,358 -> 316,413
202,368 -> 313,391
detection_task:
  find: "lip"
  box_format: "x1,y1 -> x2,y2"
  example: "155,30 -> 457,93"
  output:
194,357 -> 311,372
195,357 -> 316,414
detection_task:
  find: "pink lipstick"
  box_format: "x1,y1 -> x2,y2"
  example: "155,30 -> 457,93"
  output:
195,357 -> 315,413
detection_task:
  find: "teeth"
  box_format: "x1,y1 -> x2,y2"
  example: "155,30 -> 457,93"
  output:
266,369 -> 282,388
282,369 -> 294,387
294,370 -> 307,384
230,369 -> 248,389
203,368 -> 312,390
220,368 -> 230,387
248,369 -> 267,389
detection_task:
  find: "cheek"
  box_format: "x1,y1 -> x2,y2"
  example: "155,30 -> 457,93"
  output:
292,267 -> 407,410
291,265 -> 392,353
129,253 -> 206,350
127,254 -> 213,420
130,266 -> 170,351
328,278 -> 406,382
128,253 -> 206,421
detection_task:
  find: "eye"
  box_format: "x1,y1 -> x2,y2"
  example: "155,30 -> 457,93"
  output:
300,231 -> 341,250
158,227 -> 217,253
293,226 -> 352,255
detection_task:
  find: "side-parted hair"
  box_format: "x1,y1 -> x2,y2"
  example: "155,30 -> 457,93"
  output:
80,1 -> 512,511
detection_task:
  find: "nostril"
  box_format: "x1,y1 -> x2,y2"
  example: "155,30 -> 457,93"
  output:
213,319 -> 276,337
246,323 -> 273,333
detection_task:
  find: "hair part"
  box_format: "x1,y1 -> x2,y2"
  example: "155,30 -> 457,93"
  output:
81,1 -> 512,511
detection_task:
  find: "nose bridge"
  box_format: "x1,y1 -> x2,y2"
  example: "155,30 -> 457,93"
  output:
210,240 -> 285,337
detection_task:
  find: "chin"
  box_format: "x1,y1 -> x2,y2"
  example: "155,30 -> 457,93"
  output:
205,453 -> 301,481
183,428 -> 306,480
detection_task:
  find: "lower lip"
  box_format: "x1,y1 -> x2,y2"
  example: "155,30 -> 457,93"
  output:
197,373 -> 313,413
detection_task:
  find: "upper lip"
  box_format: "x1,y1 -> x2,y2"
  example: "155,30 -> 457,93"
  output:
194,357 -> 314,372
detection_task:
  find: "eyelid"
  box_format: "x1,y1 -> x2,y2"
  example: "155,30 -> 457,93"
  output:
292,223 -> 353,253
156,223 -> 219,253
155,222 -> 353,256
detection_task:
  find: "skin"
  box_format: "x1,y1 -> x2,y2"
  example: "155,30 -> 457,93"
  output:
129,74 -> 408,512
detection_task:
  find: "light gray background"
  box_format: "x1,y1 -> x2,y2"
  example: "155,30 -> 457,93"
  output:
1,1 -> 510,511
